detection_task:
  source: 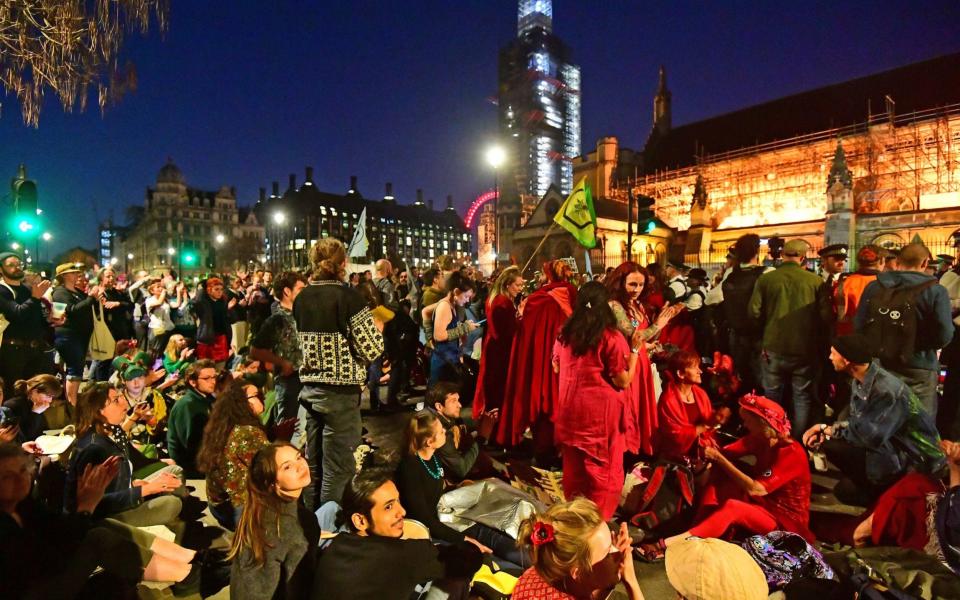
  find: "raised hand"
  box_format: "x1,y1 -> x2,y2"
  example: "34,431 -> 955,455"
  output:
76,456 -> 122,513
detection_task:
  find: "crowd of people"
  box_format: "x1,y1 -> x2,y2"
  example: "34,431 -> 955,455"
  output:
1,231 -> 960,599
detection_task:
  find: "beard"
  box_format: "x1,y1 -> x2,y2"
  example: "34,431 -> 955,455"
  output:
3,268 -> 25,281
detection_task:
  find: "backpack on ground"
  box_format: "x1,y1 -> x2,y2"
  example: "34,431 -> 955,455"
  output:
619,460 -> 695,537
741,530 -> 834,589
722,266 -> 765,335
861,280 -> 936,368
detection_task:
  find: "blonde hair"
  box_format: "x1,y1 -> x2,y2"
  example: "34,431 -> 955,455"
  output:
489,266 -> 522,303
309,238 -> 346,281
164,334 -> 185,362
517,498 -> 605,587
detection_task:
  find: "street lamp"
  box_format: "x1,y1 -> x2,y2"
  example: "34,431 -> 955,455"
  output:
41,232 -> 52,241
167,247 -> 175,256
10,242 -> 20,250
485,144 -> 505,267
272,212 -> 287,269
215,233 -> 225,245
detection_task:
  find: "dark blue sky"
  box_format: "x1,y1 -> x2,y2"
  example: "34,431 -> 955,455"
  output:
3,0 -> 959,255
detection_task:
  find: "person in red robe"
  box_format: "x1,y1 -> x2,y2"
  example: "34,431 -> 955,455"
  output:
657,350 -> 728,463
472,267 -> 523,424
496,261 -> 576,466
605,262 -> 682,457
552,282 -> 644,519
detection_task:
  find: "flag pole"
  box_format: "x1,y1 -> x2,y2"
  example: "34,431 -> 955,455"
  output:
520,220 -> 559,275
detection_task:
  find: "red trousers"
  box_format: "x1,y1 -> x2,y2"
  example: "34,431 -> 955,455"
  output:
561,437 -> 625,520
196,334 -> 229,362
689,499 -> 777,538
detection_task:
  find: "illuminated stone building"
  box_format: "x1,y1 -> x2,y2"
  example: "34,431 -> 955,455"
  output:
626,53 -> 960,266
507,53 -> 960,273
120,160 -> 265,274
255,170 -> 470,270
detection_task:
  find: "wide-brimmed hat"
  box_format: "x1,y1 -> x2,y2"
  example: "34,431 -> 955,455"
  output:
666,537 -> 768,600
55,262 -> 84,277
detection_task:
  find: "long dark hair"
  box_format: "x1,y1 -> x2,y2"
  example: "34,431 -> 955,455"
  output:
75,382 -> 115,438
605,261 -> 649,309
558,281 -> 616,356
228,442 -> 296,566
196,380 -> 264,474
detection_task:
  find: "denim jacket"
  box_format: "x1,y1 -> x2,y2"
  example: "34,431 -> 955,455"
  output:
834,360 -> 945,484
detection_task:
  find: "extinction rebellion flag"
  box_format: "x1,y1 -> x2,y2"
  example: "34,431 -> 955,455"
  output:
553,176 -> 597,249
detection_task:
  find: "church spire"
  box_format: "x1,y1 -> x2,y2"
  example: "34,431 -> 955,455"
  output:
653,65 -> 672,135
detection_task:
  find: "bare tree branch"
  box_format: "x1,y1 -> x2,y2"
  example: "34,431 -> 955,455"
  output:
0,0 -> 168,126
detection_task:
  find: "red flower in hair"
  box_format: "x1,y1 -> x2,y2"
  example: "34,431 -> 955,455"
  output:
531,521 -> 555,546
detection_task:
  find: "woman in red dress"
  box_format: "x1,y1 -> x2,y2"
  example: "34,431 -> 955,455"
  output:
472,266 -> 523,422
605,262 -> 681,457
552,282 -> 644,519
642,393 -> 812,559
657,350 -> 728,464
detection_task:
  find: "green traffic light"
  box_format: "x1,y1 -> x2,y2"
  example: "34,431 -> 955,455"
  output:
184,253 -> 196,264
644,221 -> 655,234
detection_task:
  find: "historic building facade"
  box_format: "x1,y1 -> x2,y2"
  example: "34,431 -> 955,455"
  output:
507,53 -> 960,274
120,160 -> 265,274
254,170 -> 470,270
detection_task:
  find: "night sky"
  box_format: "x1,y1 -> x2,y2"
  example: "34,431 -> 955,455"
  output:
3,0 -> 959,256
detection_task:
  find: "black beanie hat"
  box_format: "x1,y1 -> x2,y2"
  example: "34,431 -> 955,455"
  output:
832,334 -> 873,364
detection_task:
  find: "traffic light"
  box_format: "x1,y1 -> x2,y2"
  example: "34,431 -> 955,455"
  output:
636,194 -> 656,234
11,179 -> 39,238
182,249 -> 197,265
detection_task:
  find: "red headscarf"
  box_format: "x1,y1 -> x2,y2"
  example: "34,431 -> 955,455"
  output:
739,393 -> 791,437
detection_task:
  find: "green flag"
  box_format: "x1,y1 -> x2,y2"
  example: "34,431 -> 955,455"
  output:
553,177 -> 597,249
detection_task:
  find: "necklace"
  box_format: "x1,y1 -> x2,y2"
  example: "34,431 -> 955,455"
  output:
418,454 -> 444,480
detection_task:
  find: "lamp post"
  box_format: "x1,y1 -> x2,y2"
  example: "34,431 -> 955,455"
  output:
214,233 -> 225,271
273,212 -> 286,270
485,145 -> 505,268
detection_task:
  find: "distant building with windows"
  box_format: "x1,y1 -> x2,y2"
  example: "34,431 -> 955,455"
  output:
97,219 -> 127,268
254,169 -> 470,270
119,160 -> 264,274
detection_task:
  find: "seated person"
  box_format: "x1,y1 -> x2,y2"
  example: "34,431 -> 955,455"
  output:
116,364 -> 170,443
851,439 -> 960,574
396,411 -> 526,568
65,383 -> 184,530
657,350 -> 728,464
428,382 -> 497,481
665,537 -> 768,600
643,393 -> 812,560
512,498 -> 643,600
197,379 -> 269,531
0,443 -> 199,599
1,374 -> 62,446
229,442 -> 319,600
163,333 -> 195,377
803,334 -> 945,506
314,468 -> 482,600
167,359 -> 218,478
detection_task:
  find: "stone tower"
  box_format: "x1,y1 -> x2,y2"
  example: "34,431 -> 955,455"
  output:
653,66 -> 672,135
824,140 -> 856,247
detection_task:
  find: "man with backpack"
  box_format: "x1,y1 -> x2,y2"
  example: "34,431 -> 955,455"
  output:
720,234 -> 773,396
749,239 -> 824,435
854,242 -> 953,418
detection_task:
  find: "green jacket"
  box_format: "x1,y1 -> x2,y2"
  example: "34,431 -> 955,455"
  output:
166,387 -> 214,477
748,261 -> 824,357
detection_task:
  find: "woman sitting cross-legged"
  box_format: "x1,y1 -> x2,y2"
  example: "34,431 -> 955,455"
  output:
197,379 -> 270,531
396,411 -> 528,569
642,393 -> 812,560
0,443 -> 199,599
229,442 -> 320,600
65,382 -> 185,533
512,498 -> 644,600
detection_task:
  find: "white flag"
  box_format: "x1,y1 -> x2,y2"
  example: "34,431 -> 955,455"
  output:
347,207 -> 369,258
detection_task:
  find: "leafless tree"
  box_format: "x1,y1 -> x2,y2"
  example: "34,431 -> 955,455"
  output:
0,0 -> 169,127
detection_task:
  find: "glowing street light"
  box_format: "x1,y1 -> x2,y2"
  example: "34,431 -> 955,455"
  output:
41,232 -> 52,241
167,247 -> 175,256
110,257 -> 119,265
485,145 -> 506,169
10,242 -> 20,250
127,253 -> 134,260
215,233 -> 225,245
273,212 -> 286,225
